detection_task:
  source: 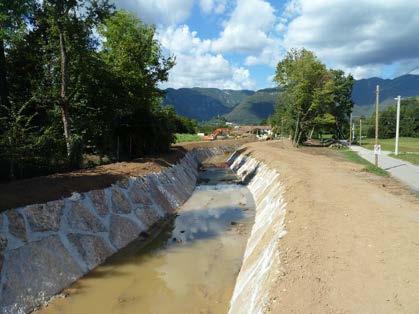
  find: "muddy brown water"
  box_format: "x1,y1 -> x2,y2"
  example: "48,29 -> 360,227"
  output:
37,161 -> 256,314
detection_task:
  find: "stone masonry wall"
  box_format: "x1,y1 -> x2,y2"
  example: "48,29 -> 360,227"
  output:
0,146 -> 234,314
227,151 -> 287,314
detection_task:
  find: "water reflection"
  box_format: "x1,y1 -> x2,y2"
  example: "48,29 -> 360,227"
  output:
38,165 -> 256,314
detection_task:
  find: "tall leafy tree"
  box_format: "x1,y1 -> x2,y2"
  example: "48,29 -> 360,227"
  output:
42,0 -> 113,156
98,11 -> 175,156
273,49 -> 354,145
274,49 -> 329,145
0,0 -> 34,108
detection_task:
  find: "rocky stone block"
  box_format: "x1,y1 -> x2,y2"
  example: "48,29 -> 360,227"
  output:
67,201 -> 106,233
24,200 -> 64,232
128,183 -> 153,206
134,206 -> 161,228
88,189 -> 109,217
148,184 -> 174,213
67,234 -> 114,270
111,187 -> 132,214
109,215 -> 141,249
0,234 -> 8,252
0,235 -> 84,313
6,211 -> 27,242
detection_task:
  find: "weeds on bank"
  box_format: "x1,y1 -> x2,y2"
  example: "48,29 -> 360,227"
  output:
341,150 -> 389,177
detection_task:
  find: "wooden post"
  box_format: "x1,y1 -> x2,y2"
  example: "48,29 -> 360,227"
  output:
375,85 -> 380,166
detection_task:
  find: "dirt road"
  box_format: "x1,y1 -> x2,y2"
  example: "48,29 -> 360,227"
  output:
243,141 -> 419,314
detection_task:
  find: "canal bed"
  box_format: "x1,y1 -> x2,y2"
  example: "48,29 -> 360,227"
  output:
37,159 -> 256,314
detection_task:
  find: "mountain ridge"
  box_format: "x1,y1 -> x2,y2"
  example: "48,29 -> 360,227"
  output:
163,74 -> 419,124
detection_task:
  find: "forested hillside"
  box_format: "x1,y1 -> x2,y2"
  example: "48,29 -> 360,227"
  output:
352,74 -> 419,106
224,88 -> 278,124
163,75 -> 419,124
163,88 -> 253,120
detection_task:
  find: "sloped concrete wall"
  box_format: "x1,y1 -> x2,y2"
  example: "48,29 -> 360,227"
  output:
0,146 -> 234,314
228,151 -> 287,314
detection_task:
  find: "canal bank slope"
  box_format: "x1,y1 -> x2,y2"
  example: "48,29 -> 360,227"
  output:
238,140 -> 419,313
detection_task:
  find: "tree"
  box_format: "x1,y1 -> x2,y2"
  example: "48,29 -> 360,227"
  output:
274,49 -> 329,145
273,49 -> 354,145
98,11 -> 175,157
0,0 -> 34,109
327,70 -> 354,139
42,0 -> 113,156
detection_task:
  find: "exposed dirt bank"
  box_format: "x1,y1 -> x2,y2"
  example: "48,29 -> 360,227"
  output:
0,139 -> 252,211
242,140 -> 419,313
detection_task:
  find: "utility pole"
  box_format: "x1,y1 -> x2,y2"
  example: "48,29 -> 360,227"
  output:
349,113 -> 352,145
395,95 -> 401,155
374,85 -> 380,166
352,122 -> 355,142
359,119 -> 362,146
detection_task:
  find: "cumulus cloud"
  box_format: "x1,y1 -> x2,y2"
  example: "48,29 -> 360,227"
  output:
158,25 -> 255,89
115,0 -> 194,25
200,0 -> 227,15
282,0 -> 419,78
212,0 -> 277,53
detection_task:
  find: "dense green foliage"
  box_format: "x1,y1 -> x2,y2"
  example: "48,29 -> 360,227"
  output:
271,49 -> 354,145
0,4 -> 194,181
366,97 -> 419,138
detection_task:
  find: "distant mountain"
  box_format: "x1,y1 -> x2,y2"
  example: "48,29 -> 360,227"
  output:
163,75 -> 419,124
352,74 -> 419,107
162,88 -> 254,121
225,88 -> 278,124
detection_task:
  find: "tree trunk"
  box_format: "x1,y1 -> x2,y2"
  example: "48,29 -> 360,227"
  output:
293,111 -> 300,146
0,38 -> 9,108
58,27 -> 72,156
309,127 -> 314,140
296,130 -> 303,147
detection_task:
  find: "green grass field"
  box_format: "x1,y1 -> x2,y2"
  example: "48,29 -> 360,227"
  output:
175,133 -> 202,143
340,150 -> 389,176
361,137 -> 419,152
361,137 -> 419,165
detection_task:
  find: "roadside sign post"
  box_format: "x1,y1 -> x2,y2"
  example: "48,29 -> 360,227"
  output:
394,95 -> 401,155
375,85 -> 380,166
374,144 -> 381,166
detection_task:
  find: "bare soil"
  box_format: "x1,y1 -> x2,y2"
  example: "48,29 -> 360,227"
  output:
243,140 -> 419,313
0,139 -> 251,211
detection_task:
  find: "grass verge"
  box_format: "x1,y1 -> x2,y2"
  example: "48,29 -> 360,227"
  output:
362,137 -> 419,153
175,133 -> 202,143
340,150 -> 389,177
389,152 -> 419,165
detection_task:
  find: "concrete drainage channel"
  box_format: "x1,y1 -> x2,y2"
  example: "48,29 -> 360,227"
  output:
0,146 -> 287,314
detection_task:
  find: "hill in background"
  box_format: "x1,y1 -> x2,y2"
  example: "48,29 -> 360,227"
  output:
163,75 -> 419,124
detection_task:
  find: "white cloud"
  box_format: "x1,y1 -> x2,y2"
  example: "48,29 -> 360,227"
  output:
158,26 -> 255,90
200,0 -> 227,15
159,25 -> 211,55
282,0 -> 419,78
115,0 -> 194,25
245,40 -> 282,66
212,0 -> 277,53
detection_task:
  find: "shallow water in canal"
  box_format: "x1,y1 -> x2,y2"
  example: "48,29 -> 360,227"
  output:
38,161 -> 256,314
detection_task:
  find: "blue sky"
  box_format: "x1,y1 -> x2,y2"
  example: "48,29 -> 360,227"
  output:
115,0 -> 419,90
